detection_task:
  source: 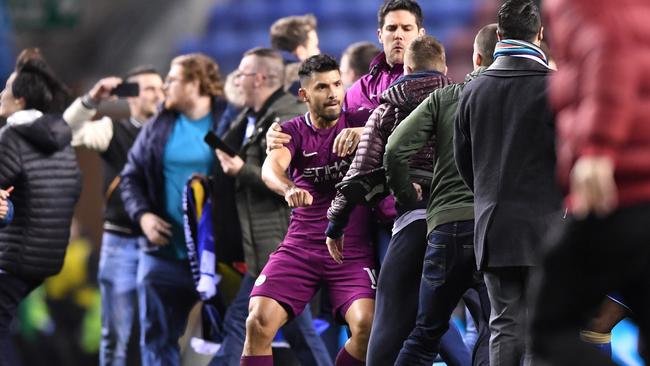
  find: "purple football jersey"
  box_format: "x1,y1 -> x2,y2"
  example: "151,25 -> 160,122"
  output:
281,111 -> 372,252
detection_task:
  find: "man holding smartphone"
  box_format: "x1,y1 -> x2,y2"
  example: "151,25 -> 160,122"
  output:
63,66 -> 164,366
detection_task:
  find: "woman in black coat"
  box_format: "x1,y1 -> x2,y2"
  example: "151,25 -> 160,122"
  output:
0,49 -> 81,365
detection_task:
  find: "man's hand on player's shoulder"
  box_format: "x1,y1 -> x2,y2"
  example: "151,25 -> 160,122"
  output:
266,122 -> 292,153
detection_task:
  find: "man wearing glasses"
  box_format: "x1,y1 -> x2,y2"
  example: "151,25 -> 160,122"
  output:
210,47 -> 331,366
120,53 -> 228,365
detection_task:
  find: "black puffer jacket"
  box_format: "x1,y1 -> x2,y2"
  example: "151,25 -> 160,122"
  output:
326,72 -> 450,238
0,110 -> 81,279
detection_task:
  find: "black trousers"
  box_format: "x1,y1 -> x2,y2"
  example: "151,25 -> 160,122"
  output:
0,272 -> 41,366
530,204 -> 650,366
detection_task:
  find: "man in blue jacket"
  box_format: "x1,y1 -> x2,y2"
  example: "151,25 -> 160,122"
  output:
120,53 -> 228,366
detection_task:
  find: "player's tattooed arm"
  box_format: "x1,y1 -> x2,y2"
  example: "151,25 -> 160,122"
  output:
262,146 -> 313,208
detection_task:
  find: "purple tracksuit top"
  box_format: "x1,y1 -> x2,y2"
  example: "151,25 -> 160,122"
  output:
343,52 -> 404,111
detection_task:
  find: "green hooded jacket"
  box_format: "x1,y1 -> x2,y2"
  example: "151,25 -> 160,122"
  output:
384,67 -> 486,234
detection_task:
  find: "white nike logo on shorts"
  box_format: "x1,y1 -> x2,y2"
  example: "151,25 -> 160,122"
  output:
302,150 -> 318,157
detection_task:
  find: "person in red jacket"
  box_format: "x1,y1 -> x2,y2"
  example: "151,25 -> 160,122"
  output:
530,0 -> 650,364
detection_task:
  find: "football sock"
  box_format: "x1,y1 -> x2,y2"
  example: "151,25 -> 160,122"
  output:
580,330 -> 612,358
335,346 -> 365,366
240,355 -> 273,366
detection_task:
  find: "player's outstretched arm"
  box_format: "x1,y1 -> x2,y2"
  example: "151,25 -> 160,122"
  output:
262,147 -> 313,208
262,146 -> 293,196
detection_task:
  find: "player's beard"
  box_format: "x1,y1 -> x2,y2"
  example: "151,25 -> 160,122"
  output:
315,103 -> 341,123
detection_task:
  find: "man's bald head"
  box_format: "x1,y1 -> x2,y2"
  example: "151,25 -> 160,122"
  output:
473,23 -> 498,69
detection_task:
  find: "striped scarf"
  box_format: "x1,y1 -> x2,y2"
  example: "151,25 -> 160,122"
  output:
493,39 -> 548,68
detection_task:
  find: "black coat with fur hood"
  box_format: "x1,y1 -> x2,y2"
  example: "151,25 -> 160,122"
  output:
0,110 -> 81,279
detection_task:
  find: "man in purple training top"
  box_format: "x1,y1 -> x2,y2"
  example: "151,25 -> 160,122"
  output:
265,0 -> 426,150
240,54 -> 375,366
344,0 -> 425,111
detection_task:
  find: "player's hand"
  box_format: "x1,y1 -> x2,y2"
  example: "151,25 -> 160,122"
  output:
266,122 -> 291,153
332,128 -> 361,157
326,235 -> 344,264
413,182 -> 423,201
139,213 -> 172,246
216,149 -> 244,176
284,186 -> 313,208
88,77 -> 122,103
570,156 -> 617,218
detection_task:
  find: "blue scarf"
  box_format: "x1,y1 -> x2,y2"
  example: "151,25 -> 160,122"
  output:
493,39 -> 548,67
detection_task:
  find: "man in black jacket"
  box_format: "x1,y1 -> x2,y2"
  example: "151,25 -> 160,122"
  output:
63,66 -> 164,366
0,51 -> 81,366
453,1 -> 563,365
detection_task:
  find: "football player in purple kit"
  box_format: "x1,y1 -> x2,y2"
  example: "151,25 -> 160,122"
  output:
239,54 -> 375,366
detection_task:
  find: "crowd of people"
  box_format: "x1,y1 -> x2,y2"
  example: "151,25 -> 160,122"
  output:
0,0 -> 648,365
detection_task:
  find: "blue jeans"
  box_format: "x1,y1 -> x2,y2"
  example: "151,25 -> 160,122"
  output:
209,273 -> 332,366
396,220 -> 491,366
98,232 -> 140,366
367,219 -> 472,366
137,251 -> 198,366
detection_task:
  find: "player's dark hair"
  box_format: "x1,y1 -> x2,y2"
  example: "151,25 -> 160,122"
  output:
298,54 -> 339,86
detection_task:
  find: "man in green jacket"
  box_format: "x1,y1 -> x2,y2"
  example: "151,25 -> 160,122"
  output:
384,24 -> 497,366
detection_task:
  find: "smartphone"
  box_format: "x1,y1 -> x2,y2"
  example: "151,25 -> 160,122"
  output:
110,82 -> 139,97
204,131 -> 237,157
